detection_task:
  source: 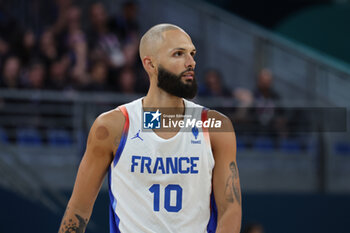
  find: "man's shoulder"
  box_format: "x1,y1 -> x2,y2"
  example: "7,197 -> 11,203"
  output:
184,98 -> 204,109
99,108 -> 125,119
97,97 -> 142,127
207,110 -> 234,132
94,108 -> 126,135
207,110 -> 231,123
186,100 -> 233,129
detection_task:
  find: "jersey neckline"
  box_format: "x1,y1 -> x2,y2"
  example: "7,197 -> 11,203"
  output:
138,97 -> 189,142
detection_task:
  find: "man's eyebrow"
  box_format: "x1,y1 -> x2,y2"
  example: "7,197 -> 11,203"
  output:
171,48 -> 197,52
172,48 -> 186,51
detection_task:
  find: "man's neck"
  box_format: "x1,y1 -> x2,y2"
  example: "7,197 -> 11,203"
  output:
142,86 -> 186,137
143,87 -> 184,109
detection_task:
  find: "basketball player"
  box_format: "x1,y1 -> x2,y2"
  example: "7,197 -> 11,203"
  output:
58,24 -> 241,233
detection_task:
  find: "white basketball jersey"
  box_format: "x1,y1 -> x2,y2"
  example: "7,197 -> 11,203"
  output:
108,98 -> 217,233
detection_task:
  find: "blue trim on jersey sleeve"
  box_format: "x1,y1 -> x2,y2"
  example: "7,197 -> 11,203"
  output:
207,192 -> 218,232
113,131 -> 128,167
109,205 -> 121,233
108,168 -> 121,232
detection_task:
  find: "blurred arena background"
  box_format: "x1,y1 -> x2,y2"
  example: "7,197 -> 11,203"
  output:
0,0 -> 350,232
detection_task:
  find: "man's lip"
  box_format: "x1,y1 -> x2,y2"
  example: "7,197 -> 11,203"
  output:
182,71 -> 194,76
182,74 -> 194,81
182,71 -> 194,80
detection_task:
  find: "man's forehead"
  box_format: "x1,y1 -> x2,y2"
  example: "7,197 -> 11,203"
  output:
160,29 -> 195,51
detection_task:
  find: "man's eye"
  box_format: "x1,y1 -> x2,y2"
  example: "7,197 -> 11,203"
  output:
174,51 -> 183,56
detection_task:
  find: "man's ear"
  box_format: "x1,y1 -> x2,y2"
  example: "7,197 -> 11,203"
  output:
142,56 -> 156,73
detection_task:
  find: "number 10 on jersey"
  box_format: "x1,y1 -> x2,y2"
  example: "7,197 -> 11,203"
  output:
149,184 -> 183,212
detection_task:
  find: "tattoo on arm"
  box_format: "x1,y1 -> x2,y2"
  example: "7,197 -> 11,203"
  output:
224,161 -> 241,205
59,208 -> 88,233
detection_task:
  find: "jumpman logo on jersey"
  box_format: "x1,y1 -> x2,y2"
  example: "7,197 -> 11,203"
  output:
131,130 -> 143,141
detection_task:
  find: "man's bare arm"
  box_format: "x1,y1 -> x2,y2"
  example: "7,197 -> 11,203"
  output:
209,110 -> 242,233
58,109 -> 125,233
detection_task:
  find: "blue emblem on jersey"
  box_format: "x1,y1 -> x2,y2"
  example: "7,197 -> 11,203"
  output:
143,110 -> 161,129
191,127 -> 201,144
192,126 -> 199,139
131,130 -> 143,141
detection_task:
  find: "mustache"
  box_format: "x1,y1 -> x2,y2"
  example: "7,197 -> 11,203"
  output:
179,68 -> 195,77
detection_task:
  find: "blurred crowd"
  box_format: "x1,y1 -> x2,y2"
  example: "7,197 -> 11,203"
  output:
0,0 -> 148,93
0,0 -> 283,100
199,67 -> 288,140
0,0 -> 282,101
0,0 -> 302,145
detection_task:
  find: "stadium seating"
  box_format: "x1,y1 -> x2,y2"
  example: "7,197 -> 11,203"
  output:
334,141 -> 350,155
279,138 -> 302,153
16,128 -> 42,146
47,129 -> 73,146
253,137 -> 275,151
0,127 -> 9,144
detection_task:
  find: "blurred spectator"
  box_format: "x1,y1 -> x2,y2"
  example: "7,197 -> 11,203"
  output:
112,1 -> 140,67
0,0 -> 141,93
18,30 -> 37,66
66,5 -> 82,32
0,37 -> 9,59
253,68 -> 287,137
67,29 -> 89,90
113,1 -> 140,41
85,60 -> 109,92
39,29 -> 59,68
0,56 -> 21,89
117,67 -> 136,94
253,68 -> 280,126
231,87 -> 254,127
254,68 -> 280,104
52,0 -> 73,36
198,68 -> 254,108
24,62 -> 46,89
122,1 -> 139,33
198,69 -> 232,97
242,223 -> 265,233
51,5 -> 89,90
234,87 -> 254,107
47,57 -> 70,90
88,2 -> 126,68
89,2 -> 109,37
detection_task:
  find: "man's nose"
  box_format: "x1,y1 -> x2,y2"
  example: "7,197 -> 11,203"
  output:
185,54 -> 196,69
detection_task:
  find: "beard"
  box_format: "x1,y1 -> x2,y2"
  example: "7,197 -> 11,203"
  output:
157,66 -> 198,99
